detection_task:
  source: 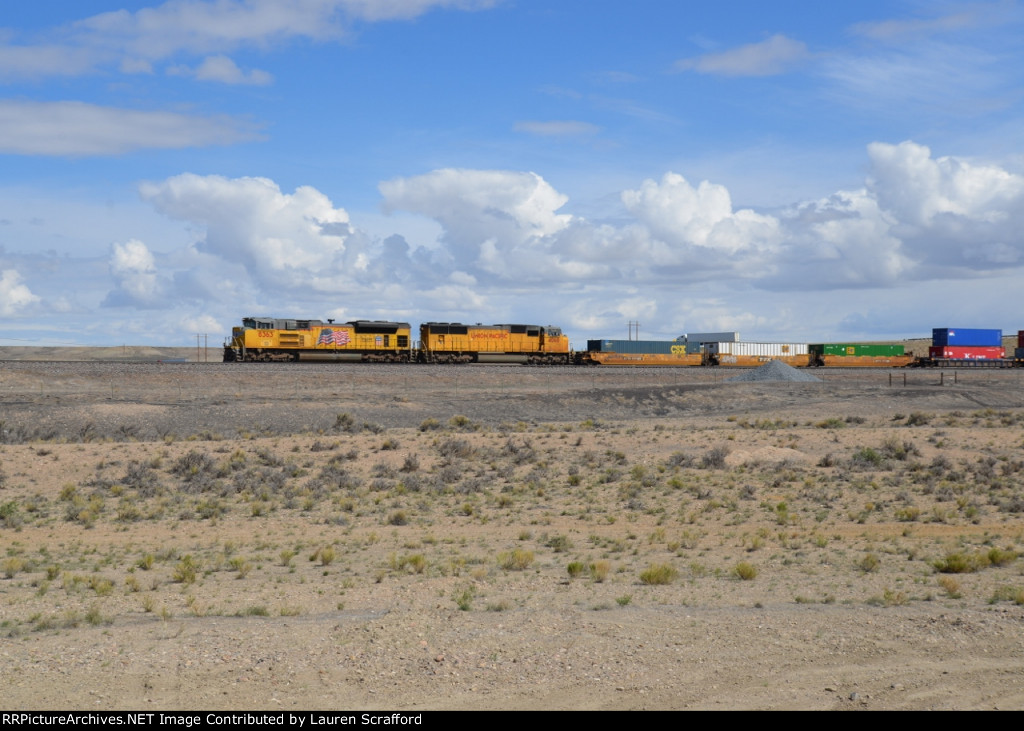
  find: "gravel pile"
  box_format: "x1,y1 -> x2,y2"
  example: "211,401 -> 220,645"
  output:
727,359 -> 822,383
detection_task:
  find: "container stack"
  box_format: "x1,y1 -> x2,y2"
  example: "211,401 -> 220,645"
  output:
1016,331 -> 1024,360
929,328 -> 1004,360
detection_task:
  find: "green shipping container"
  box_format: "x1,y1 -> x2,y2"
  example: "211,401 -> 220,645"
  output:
809,343 -> 905,357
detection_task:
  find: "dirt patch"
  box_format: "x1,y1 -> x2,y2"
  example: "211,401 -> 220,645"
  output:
724,445 -> 809,467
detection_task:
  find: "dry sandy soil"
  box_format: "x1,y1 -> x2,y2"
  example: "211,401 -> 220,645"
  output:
1,359 -> 1023,710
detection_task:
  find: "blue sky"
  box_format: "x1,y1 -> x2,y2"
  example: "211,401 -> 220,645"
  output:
3,0 -> 1024,346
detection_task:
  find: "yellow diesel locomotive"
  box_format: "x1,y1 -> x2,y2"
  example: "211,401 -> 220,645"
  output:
419,322 -> 570,364
224,317 -> 412,362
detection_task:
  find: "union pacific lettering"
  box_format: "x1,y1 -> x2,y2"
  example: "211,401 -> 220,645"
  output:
470,333 -> 509,339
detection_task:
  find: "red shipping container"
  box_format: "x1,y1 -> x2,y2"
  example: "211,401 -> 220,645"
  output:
1018,330 -> 1024,348
929,346 -> 1005,359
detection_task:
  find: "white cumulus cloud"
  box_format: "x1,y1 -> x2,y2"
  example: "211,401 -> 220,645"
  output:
867,140 -> 1024,226
622,172 -> 781,256
179,313 -> 224,334
140,173 -> 357,287
111,239 -> 157,274
104,239 -> 168,308
775,189 -> 910,288
110,139 -> 1024,345
376,142 -> 1024,294
0,269 -> 40,316
380,169 -> 573,276
864,141 -> 1024,273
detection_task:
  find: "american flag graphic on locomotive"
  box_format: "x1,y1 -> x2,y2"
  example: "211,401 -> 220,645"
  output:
317,328 -> 351,347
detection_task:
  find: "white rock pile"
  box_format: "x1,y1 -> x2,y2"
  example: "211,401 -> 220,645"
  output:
726,359 -> 822,383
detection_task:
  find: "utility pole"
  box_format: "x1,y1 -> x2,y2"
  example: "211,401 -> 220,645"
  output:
628,321 -> 641,341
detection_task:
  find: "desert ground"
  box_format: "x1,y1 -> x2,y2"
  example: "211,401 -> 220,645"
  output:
1,357 -> 1023,710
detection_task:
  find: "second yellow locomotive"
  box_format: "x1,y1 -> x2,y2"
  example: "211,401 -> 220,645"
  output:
419,322 -> 570,364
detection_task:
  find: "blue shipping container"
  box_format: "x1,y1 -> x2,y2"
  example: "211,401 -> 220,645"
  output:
588,339 -> 695,355
932,328 -> 1002,347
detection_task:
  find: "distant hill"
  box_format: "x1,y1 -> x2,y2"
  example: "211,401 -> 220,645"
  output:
0,346 -> 211,362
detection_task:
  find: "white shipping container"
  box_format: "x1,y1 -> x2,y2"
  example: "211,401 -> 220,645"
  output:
707,341 -> 808,357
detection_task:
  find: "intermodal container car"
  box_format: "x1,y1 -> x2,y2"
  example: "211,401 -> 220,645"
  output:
578,339 -> 702,365
809,343 -> 913,367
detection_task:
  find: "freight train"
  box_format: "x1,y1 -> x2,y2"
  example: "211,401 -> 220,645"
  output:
223,317 -> 1020,367
223,317 -> 570,364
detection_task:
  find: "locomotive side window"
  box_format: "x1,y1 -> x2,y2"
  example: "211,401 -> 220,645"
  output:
427,323 -> 468,335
